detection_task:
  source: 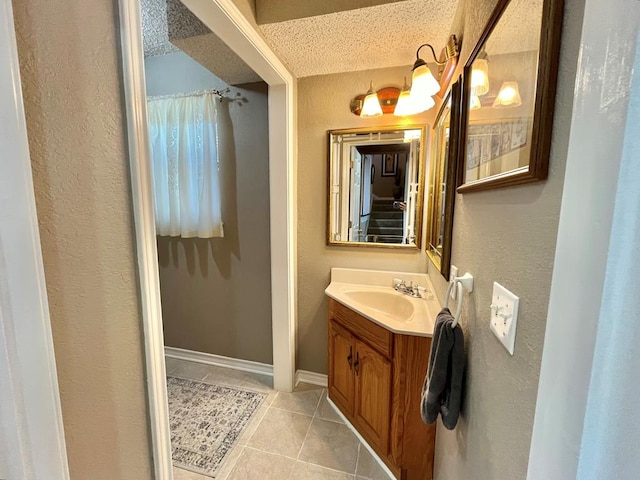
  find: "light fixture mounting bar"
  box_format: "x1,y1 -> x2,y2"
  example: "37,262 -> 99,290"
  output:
415,35 -> 459,65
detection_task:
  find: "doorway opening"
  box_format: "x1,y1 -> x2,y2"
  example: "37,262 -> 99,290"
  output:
118,0 -> 296,477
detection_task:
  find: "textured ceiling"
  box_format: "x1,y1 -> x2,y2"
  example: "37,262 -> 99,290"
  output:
141,0 -> 261,85
486,0 -> 543,54
258,0 -> 458,78
141,0 -> 180,56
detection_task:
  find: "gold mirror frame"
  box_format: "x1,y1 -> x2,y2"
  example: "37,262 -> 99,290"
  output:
427,78 -> 462,278
457,0 -> 564,192
326,125 -> 427,249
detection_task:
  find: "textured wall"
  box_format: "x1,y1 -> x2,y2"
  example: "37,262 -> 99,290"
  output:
11,0 -> 153,478
297,65 -> 436,373
145,52 -> 273,364
428,0 -> 585,479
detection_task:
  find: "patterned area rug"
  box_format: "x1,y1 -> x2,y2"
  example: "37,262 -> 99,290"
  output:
167,376 -> 266,477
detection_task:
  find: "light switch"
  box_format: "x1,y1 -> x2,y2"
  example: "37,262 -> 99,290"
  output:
490,282 -> 519,355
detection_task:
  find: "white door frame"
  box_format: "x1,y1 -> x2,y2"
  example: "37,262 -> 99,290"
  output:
117,0 -> 297,478
0,0 -> 70,478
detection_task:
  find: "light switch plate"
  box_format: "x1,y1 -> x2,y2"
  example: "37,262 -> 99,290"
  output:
449,265 -> 458,300
490,282 -> 519,355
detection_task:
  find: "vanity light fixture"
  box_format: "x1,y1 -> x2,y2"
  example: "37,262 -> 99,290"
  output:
493,81 -> 522,107
409,35 -> 459,113
360,81 -> 383,117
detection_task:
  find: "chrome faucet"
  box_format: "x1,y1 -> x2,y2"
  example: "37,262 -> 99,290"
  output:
393,279 -> 425,298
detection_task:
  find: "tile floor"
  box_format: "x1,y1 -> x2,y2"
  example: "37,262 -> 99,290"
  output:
166,357 -> 392,480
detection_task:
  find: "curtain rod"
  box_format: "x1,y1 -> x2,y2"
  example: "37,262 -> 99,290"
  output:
147,87 -> 231,101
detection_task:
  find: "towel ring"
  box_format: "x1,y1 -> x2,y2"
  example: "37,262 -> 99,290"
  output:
444,272 -> 474,328
444,282 -> 464,328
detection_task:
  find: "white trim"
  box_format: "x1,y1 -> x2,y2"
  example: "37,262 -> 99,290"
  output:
118,1 -> 173,479
295,370 -> 328,388
0,0 -> 69,478
118,0 -> 297,478
180,0 -> 298,394
165,347 -> 274,377
326,397 -> 395,480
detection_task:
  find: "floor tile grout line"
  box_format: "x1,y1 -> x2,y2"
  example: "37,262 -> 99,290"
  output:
301,458 -> 361,477
310,387 -> 325,419
296,409 -> 316,462
244,444 -> 301,462
354,442 -> 362,477
269,405 -> 315,417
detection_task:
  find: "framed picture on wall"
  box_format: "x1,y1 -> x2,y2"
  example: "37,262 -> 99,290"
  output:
382,154 -> 397,177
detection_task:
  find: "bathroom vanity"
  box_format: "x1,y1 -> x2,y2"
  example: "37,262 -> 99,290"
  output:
325,268 -> 440,480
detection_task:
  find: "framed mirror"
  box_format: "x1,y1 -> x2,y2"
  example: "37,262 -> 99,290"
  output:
327,126 -> 427,249
458,0 -> 563,192
427,78 -> 462,278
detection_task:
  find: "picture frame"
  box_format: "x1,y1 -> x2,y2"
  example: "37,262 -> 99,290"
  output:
381,154 -> 398,177
457,0 -> 564,192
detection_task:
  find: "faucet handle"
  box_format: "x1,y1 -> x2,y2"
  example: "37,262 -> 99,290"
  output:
393,278 -> 405,287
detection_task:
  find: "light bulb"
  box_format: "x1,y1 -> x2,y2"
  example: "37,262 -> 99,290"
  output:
493,81 -> 522,108
394,78 -> 416,116
408,86 -> 435,114
360,82 -> 383,117
471,58 -> 489,96
411,64 -> 440,97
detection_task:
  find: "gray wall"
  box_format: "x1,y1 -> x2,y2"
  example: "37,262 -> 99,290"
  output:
12,0 -> 153,477
297,66 -> 436,373
429,0 -> 585,479
145,52 -> 273,364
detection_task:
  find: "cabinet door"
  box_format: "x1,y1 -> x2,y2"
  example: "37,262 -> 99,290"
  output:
328,320 -> 355,415
353,339 -> 392,454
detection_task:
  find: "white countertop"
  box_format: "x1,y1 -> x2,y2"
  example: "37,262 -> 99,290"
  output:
325,268 -> 442,337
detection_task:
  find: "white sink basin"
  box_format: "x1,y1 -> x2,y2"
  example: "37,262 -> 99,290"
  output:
325,269 -> 442,337
342,290 -> 414,322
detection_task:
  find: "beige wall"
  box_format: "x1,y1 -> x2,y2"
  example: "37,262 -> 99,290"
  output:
145,53 -> 272,364
297,66 -> 436,373
12,0 -> 153,478
429,0 -> 585,479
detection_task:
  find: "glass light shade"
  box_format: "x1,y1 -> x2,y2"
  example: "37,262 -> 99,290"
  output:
411,64 -> 441,97
407,86 -> 435,114
360,89 -> 383,117
493,81 -> 522,107
470,93 -> 482,110
394,88 -> 415,116
471,58 -> 490,96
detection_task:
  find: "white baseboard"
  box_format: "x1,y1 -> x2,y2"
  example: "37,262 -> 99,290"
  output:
295,370 -> 328,387
326,397 -> 396,480
164,347 -> 274,377
164,348 -> 328,390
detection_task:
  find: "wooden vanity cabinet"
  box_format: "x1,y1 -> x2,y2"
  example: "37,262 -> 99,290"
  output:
327,298 -> 436,480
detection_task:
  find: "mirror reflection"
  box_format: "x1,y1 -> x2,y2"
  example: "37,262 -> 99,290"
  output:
460,0 -> 544,189
426,77 -> 460,279
428,94 -> 451,266
327,127 -> 426,248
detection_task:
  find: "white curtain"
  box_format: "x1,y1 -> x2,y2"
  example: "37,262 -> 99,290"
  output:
147,92 -> 224,238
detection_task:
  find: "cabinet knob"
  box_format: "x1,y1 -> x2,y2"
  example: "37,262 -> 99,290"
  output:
347,346 -> 353,369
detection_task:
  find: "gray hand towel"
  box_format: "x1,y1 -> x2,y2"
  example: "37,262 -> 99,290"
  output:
421,307 -> 465,430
